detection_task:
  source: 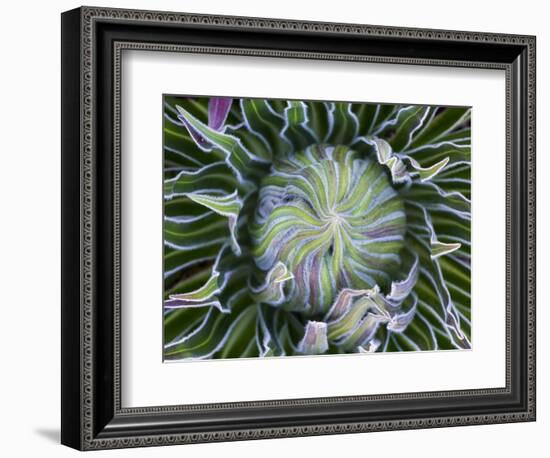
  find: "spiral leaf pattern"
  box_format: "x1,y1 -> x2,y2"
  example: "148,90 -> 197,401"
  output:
163,96 -> 472,359
251,145 -> 406,316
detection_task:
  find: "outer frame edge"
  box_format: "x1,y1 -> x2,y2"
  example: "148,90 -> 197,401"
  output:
61,6 -> 84,451
65,5 -> 536,450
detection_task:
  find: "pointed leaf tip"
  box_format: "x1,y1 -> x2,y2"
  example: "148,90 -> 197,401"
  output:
431,241 -> 462,259
208,97 -> 233,131
408,156 -> 450,182
186,191 -> 243,256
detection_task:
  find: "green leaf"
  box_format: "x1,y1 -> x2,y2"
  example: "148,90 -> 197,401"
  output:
402,313 -> 437,350
187,191 -> 243,255
407,156 -> 450,182
164,214 -> 228,250
389,106 -> 432,152
404,182 -> 470,216
431,240 -> 462,259
250,262 -> 294,305
405,141 -> 470,167
164,244 -> 220,280
218,306 -> 258,358
409,107 -> 471,148
282,101 -> 318,150
369,104 -> 399,135
352,103 -> 378,136
165,272 -> 225,311
327,296 -> 371,340
307,101 -> 332,141
164,162 -> 240,198
176,105 -> 270,184
404,204 -> 470,349
240,99 -> 290,156
361,137 -> 410,183
164,267 -> 253,359
165,268 -> 211,298
325,102 -> 359,145
336,313 -> 388,352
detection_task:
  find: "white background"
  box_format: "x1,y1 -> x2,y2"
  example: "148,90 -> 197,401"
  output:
123,52 -> 506,406
0,0 -> 546,457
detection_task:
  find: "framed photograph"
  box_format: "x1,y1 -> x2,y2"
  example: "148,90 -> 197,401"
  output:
61,6 -> 536,450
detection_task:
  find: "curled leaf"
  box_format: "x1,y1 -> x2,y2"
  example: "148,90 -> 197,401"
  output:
297,321 -> 329,355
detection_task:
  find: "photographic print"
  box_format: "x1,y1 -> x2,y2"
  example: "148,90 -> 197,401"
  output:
163,96 -> 471,361
61,8 -> 536,448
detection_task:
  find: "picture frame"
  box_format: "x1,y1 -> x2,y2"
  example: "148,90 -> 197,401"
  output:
61,5 -> 536,450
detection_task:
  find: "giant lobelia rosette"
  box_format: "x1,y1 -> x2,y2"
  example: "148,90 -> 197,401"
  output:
163,97 -> 471,359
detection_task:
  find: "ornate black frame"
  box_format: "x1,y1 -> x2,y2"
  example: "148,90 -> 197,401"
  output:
61,6 -> 536,450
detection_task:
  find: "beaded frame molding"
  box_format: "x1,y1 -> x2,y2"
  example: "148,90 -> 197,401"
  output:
61,6 -> 536,451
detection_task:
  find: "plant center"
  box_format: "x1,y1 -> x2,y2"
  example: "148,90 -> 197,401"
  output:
251,144 -> 406,316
